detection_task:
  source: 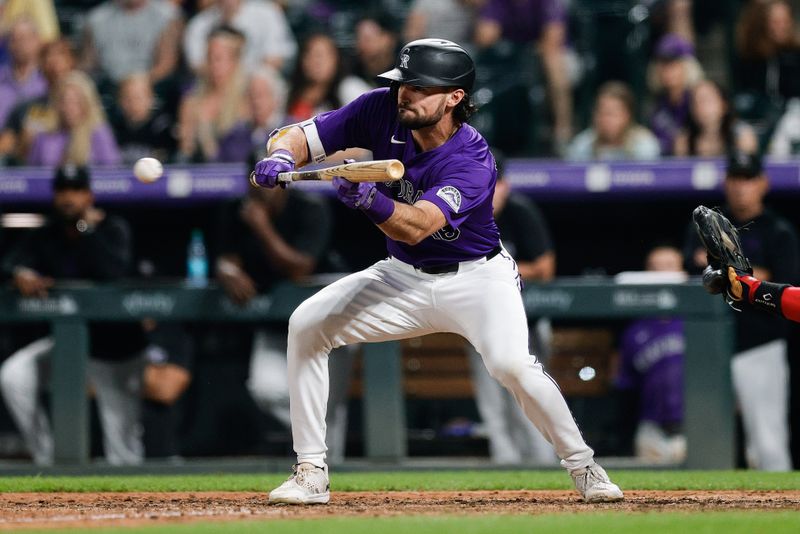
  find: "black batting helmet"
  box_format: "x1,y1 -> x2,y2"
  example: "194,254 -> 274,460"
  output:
377,38 -> 475,92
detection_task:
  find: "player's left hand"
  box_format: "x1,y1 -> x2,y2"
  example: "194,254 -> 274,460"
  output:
727,266 -> 760,303
333,160 -> 379,210
251,149 -> 295,188
333,177 -> 378,210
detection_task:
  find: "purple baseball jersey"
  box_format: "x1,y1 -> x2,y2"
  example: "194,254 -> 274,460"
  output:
616,318 -> 684,426
313,88 -> 500,267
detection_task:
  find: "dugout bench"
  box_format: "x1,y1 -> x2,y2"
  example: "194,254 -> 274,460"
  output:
0,279 -> 733,469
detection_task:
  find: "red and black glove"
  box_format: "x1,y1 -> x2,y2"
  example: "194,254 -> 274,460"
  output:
726,266 -> 789,316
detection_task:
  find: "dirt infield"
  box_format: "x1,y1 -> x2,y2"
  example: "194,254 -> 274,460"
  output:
1,490 -> 799,530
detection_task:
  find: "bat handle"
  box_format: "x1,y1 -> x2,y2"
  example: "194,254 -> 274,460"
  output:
249,171 -> 291,188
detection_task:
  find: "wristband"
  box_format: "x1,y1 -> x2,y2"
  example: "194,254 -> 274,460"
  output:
360,188 -> 395,224
751,280 -> 789,316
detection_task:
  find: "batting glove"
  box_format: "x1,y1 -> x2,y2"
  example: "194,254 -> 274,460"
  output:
333,161 -> 394,224
251,149 -> 295,188
333,177 -> 377,210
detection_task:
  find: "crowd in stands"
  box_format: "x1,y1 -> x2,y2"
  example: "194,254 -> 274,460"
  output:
1,0 -> 799,165
1,0 -> 799,470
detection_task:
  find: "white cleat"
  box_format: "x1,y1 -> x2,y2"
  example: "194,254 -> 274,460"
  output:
568,462 -> 624,503
269,463 -> 330,504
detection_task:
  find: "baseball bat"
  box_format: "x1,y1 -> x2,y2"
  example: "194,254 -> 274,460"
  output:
249,159 -> 405,187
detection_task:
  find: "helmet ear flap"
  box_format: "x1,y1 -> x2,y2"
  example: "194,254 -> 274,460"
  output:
389,82 -> 400,101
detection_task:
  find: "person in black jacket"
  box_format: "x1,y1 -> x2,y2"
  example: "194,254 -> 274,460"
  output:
684,151 -> 798,471
0,165 -> 147,466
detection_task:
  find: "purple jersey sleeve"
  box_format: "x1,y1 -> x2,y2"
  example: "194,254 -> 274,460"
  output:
313,89 -> 391,155
419,161 -> 495,229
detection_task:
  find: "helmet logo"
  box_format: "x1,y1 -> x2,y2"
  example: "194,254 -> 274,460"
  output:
400,51 -> 410,69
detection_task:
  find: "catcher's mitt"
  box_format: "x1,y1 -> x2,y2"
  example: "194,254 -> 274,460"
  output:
692,205 -> 753,308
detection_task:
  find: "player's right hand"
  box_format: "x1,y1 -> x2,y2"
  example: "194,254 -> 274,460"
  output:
251,149 -> 295,188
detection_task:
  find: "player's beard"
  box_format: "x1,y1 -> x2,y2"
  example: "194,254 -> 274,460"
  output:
398,99 -> 447,130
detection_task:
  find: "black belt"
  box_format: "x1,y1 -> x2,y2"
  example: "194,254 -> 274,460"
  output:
417,245 -> 503,275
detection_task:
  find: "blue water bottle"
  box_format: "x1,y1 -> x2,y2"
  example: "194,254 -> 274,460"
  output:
186,229 -> 208,287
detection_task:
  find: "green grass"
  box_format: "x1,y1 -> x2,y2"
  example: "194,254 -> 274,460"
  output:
26,512 -> 800,534
1,470 -> 799,493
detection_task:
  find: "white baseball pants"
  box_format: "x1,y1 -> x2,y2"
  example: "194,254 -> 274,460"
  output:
247,327 -> 355,463
467,344 -> 559,465
0,336 -> 145,466
731,339 -> 792,471
287,250 -> 595,470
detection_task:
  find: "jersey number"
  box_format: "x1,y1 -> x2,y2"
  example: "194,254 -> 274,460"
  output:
431,225 -> 461,242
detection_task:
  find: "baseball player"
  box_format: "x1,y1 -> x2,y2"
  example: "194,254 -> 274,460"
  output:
251,39 -> 623,504
689,152 -> 798,471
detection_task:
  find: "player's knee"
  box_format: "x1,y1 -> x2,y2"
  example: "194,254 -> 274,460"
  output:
483,356 -> 528,386
288,300 -> 333,348
288,303 -> 319,338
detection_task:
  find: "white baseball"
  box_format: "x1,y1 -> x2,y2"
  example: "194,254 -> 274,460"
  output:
133,157 -> 163,183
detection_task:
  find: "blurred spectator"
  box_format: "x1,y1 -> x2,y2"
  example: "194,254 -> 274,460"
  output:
466,150 -> 557,465
0,0 -> 60,43
0,165 -> 148,466
403,0 -> 482,44
214,168 -> 353,461
474,0 -> 573,151
683,151 -> 798,471
352,12 -> 400,87
80,0 -> 183,89
27,70 -> 121,166
286,32 -> 370,122
735,0 -> 800,102
183,0 -> 297,73
244,66 -> 289,153
615,245 -> 687,464
767,97 -> 800,156
566,81 -> 661,161
673,79 -> 758,156
643,0 -> 695,46
140,320 -> 193,459
176,26 -> 249,163
647,34 -> 704,156
0,18 -> 47,129
0,39 -> 75,164
110,73 -> 177,164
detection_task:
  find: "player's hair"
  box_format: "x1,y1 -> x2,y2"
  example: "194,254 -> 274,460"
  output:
453,92 -> 477,124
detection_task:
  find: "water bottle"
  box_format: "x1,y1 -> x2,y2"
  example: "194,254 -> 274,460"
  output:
186,229 -> 208,287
